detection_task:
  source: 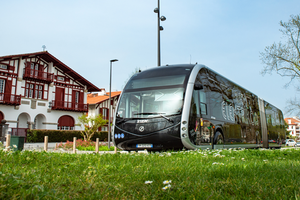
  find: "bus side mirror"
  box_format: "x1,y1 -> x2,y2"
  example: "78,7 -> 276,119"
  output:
194,84 -> 203,90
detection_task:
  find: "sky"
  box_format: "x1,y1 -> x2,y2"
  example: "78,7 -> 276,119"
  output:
1,0 -> 300,117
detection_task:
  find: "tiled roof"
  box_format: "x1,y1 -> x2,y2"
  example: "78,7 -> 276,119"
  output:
284,117 -> 300,125
87,91 -> 121,104
0,51 -> 101,92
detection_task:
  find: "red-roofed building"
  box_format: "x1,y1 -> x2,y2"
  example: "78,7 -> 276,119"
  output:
0,51 -> 101,137
87,90 -> 121,131
284,117 -> 300,138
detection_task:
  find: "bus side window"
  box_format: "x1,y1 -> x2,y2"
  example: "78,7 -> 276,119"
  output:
199,91 -> 207,115
191,90 -> 200,116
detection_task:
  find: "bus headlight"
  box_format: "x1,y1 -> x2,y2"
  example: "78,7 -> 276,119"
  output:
182,133 -> 187,138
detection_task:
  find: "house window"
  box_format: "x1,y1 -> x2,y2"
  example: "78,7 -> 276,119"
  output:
0,64 -> 7,70
57,115 -> 75,130
25,83 -> 44,99
57,76 -> 65,81
75,91 -> 79,103
0,79 -> 5,93
30,63 -> 39,77
102,108 -> 108,120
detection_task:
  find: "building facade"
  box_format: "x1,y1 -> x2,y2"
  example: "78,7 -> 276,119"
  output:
284,117 -> 300,138
0,51 -> 101,135
87,90 -> 121,131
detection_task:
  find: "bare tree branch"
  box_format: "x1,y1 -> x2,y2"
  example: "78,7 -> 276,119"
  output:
260,14 -> 300,116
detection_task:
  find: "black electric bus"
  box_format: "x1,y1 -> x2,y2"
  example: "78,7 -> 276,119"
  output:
112,64 -> 285,151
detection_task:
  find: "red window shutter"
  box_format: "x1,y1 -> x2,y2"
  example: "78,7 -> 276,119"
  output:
55,87 -> 64,108
4,80 -> 12,102
58,115 -> 74,127
79,92 -> 84,104
25,62 -> 31,68
0,111 -> 4,122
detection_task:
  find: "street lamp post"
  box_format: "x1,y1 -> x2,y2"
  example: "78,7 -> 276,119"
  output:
108,59 -> 118,149
154,0 -> 166,66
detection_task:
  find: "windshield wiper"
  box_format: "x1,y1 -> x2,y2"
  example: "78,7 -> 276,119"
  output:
134,112 -> 165,115
134,112 -> 174,123
159,113 -> 174,123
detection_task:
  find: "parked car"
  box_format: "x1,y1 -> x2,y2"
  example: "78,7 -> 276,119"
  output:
295,142 -> 300,147
286,139 -> 296,147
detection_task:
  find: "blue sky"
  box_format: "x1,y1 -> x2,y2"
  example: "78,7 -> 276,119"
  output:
1,0 -> 300,116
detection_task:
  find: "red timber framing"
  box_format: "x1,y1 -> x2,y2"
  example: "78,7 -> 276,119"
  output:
0,60 -> 20,105
51,86 -> 88,112
0,51 -> 101,110
23,61 -> 54,83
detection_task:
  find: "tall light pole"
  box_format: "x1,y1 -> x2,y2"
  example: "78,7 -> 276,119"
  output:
154,0 -> 166,66
108,59 -> 118,149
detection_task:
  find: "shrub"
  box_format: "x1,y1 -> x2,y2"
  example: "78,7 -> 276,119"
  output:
26,129 -> 108,142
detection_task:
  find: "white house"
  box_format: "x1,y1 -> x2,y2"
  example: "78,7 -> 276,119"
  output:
284,116 -> 300,138
87,90 -> 121,131
0,51 -> 101,137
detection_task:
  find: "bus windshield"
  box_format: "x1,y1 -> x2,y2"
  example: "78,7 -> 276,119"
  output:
117,87 -> 184,119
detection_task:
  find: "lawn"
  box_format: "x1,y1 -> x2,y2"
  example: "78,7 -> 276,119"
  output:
1,147 -> 300,199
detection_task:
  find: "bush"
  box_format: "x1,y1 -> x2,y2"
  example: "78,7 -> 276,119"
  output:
26,129 -> 108,143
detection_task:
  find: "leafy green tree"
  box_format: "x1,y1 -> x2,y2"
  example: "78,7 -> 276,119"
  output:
260,14 -> 300,115
78,114 -> 108,142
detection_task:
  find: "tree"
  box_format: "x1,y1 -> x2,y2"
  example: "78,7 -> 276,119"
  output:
123,67 -> 141,87
78,114 -> 108,142
260,14 -> 300,115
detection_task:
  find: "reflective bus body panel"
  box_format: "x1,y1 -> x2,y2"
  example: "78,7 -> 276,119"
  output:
113,64 -> 286,151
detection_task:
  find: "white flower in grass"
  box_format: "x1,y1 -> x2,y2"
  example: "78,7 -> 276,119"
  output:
263,160 -> 268,162
241,158 -> 245,161
162,184 -> 171,190
163,180 -> 171,184
13,145 -> 17,148
145,181 -> 153,184
212,162 -> 224,165
231,157 -> 235,159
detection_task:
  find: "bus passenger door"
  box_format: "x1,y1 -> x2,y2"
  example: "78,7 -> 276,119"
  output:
189,88 -> 212,149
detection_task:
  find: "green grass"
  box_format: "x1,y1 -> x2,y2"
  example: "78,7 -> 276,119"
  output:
1,148 -> 300,199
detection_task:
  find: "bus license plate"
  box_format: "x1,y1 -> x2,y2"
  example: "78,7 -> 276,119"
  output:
136,144 -> 153,148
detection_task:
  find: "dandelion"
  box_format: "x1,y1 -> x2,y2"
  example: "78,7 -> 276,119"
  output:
212,162 -> 224,165
145,181 -> 153,184
163,180 -> 171,184
162,184 -> 171,190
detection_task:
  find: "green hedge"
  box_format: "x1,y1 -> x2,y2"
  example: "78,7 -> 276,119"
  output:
26,129 -> 109,143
